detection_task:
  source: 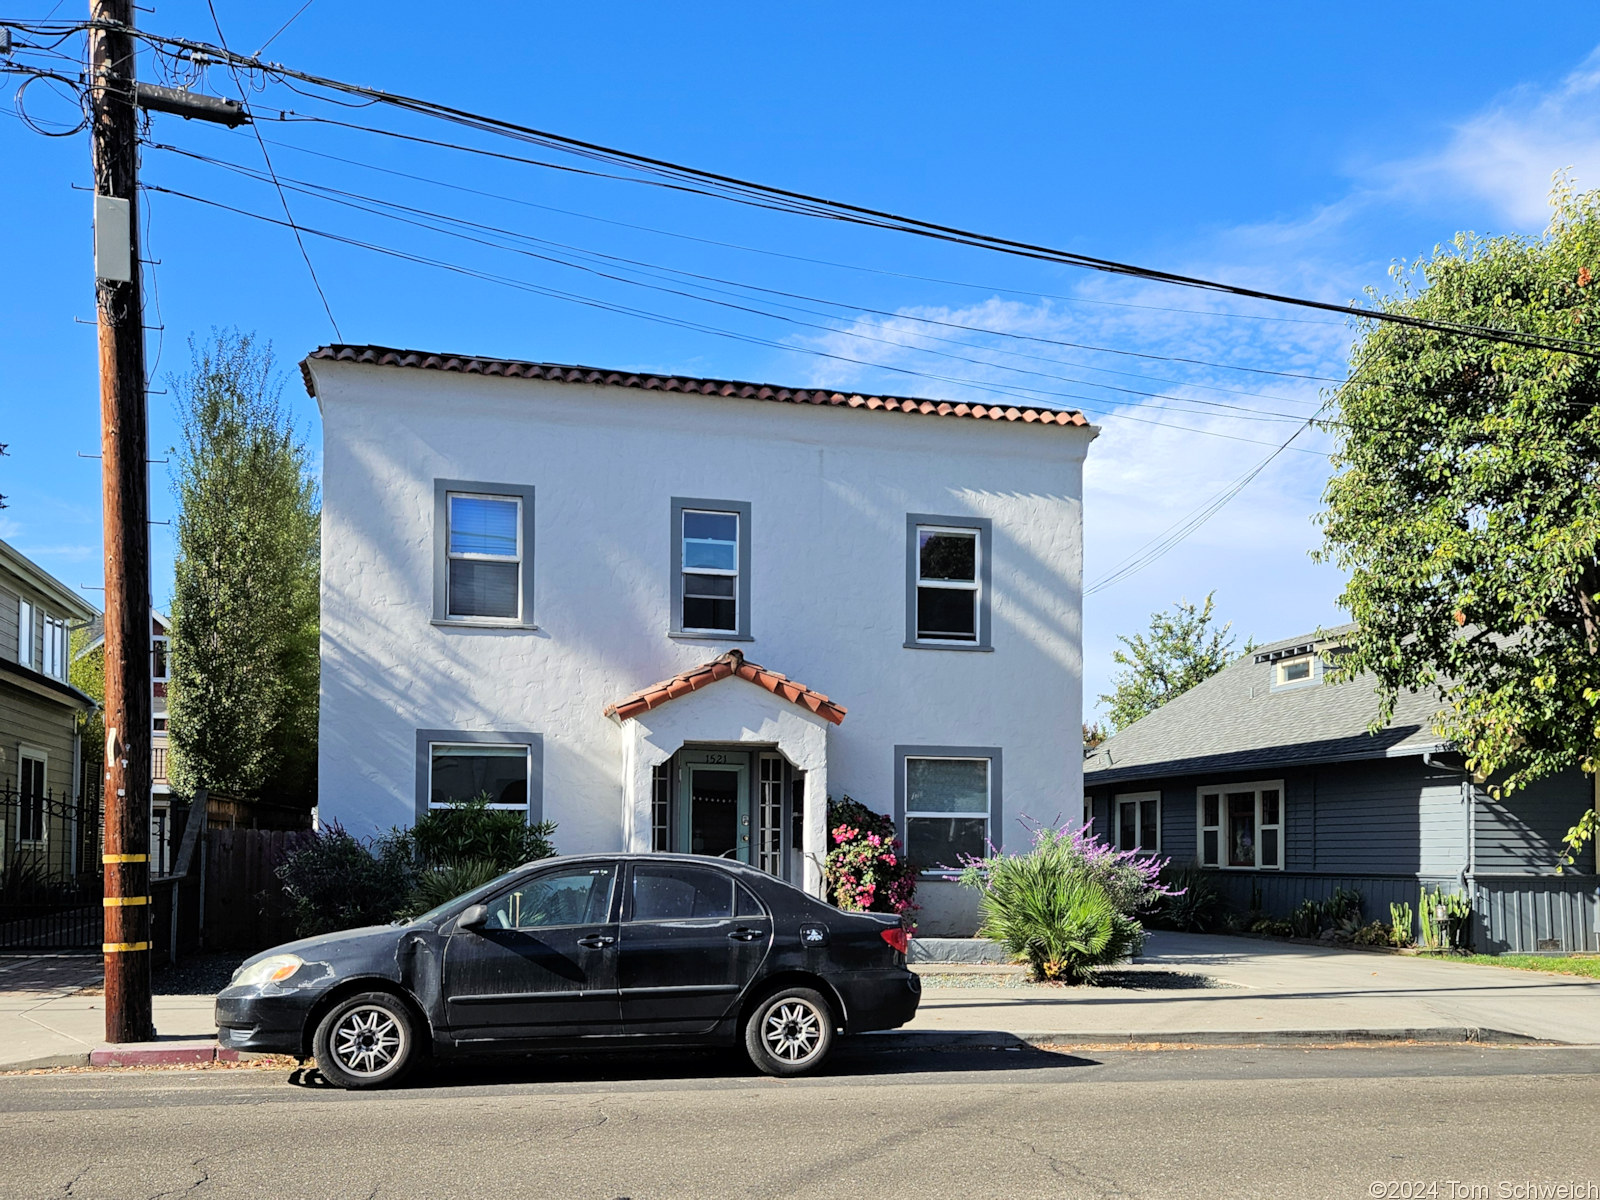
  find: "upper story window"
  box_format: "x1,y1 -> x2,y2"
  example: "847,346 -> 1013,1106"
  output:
150,634 -> 170,683
905,514 -> 992,651
670,498 -> 752,641
16,598 -> 33,670
1257,643 -> 1321,691
1277,656 -> 1312,684
41,615 -> 68,681
432,480 -> 536,627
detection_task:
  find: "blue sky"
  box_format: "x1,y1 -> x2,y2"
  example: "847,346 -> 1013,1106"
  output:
5,2 -> 1600,715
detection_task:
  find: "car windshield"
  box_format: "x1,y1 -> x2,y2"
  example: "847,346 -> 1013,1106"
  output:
406,868 -> 523,927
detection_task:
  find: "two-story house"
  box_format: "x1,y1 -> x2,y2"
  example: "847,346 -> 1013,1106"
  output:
306,345 -> 1097,933
0,537 -> 96,879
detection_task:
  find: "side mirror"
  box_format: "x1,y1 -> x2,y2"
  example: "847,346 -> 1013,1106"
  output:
456,904 -> 489,932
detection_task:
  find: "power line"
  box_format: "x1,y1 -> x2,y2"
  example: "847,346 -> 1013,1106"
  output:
202,1 -> 341,338
151,141 -> 1325,426
116,25 -> 1600,361
253,0 -> 316,57
143,181 -> 1336,455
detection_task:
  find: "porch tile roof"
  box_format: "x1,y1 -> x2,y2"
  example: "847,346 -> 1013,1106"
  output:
603,650 -> 847,726
302,345 -> 1090,431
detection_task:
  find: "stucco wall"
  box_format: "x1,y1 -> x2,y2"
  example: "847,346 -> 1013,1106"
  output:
313,361 -> 1092,890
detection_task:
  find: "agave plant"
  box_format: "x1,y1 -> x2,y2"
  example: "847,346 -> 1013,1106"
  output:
405,858 -> 505,917
967,846 -> 1137,983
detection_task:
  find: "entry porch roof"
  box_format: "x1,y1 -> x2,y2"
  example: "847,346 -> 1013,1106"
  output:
603,650 -> 847,726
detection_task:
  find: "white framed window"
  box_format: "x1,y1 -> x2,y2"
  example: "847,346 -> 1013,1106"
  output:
1275,656 -> 1314,686
1198,781 -> 1283,870
651,762 -> 672,852
680,509 -> 739,633
428,742 -> 531,811
150,634 -> 170,683
914,525 -> 980,643
17,749 -> 46,844
1116,791 -> 1160,854
904,755 -> 991,871
41,615 -> 68,680
446,492 -> 522,621
17,598 -> 33,669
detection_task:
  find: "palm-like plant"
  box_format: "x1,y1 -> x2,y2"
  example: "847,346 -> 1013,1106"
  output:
972,852 -> 1127,983
405,858 -> 504,917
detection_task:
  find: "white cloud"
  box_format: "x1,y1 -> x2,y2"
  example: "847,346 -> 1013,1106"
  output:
1379,47 -> 1600,228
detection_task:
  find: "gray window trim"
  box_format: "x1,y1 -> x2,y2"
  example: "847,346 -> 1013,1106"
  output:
414,729 -> 544,825
433,479 -> 538,629
904,513 -> 993,651
893,744 -> 1003,870
670,497 -> 753,641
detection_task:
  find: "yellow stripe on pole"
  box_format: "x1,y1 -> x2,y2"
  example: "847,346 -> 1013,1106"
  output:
102,853 -> 148,864
102,896 -> 148,907
102,942 -> 150,953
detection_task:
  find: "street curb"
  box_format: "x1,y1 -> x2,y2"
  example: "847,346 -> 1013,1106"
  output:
89,1040 -> 240,1067
862,1026 -> 1557,1050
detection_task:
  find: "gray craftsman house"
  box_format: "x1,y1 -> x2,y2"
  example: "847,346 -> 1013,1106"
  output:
1082,627 -> 1597,954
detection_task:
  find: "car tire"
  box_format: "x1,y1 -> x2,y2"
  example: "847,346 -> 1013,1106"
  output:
744,986 -> 834,1077
312,991 -> 417,1090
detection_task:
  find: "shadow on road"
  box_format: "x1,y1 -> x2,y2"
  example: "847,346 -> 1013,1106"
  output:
285,1043 -> 1097,1092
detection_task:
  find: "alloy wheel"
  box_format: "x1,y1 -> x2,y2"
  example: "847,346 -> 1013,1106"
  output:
330,1005 -> 405,1077
761,999 -> 823,1064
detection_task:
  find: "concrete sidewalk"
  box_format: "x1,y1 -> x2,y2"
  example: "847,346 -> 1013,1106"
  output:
903,931 -> 1600,1044
0,957 -> 216,1069
4,933 -> 1599,1071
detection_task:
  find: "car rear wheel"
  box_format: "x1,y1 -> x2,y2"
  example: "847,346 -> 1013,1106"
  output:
744,986 -> 834,1077
312,991 -> 416,1089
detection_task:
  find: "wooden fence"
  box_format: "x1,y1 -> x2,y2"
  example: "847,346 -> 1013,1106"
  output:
202,827 -> 315,952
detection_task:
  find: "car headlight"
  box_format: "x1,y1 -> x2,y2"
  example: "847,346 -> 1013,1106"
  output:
231,954 -> 304,988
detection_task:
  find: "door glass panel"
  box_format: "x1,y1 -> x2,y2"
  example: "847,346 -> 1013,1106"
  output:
632,865 -> 735,921
488,866 -> 614,930
689,768 -> 739,856
1227,793 -> 1256,867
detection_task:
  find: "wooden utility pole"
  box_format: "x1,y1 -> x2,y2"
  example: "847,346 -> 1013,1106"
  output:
90,0 -> 153,1044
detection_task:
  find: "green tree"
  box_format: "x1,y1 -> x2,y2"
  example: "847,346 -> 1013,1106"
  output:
1316,182 -> 1600,865
1099,593 -> 1246,731
168,330 -> 319,807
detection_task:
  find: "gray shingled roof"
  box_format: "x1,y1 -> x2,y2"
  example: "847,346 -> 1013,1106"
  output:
1083,625 -> 1450,787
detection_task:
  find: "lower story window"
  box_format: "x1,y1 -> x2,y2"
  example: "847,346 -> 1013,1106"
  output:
18,752 -> 45,844
1199,781 -> 1282,870
905,755 -> 991,871
429,743 -> 530,810
651,763 -> 672,852
1116,792 -> 1160,854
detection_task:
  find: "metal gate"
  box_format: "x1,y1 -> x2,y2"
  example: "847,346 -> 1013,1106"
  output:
0,786 -> 104,952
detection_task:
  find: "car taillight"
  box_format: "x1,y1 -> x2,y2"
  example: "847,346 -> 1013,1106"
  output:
880,928 -> 910,955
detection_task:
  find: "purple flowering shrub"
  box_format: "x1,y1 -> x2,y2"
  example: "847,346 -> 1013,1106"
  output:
824,796 -> 918,924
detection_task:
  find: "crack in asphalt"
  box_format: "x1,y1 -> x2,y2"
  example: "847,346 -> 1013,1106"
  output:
60,1164 -> 91,1196
145,1155 -> 211,1200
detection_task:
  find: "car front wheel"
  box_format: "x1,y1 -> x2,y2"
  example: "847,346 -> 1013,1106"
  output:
744,986 -> 834,1077
312,991 -> 417,1089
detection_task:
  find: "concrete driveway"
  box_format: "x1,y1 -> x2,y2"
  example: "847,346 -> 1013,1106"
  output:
906,932 -> 1600,1043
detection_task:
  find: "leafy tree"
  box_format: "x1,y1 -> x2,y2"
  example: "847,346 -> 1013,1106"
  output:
1316,182 -> 1600,865
1099,593 -> 1247,731
68,623 -> 105,764
167,330 -> 319,807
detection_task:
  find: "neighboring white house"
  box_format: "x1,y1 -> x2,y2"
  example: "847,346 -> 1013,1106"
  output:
305,345 -> 1097,934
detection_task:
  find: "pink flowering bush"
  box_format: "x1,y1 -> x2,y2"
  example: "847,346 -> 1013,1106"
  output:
824,796 -> 918,925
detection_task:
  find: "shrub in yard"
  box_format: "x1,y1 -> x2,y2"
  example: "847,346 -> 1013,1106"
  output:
825,797 -> 918,920
276,824 -> 413,937
1352,921 -> 1393,947
1149,864 -> 1221,932
958,820 -> 1167,983
1289,899 -> 1321,939
404,794 -> 557,873
1250,917 -> 1295,938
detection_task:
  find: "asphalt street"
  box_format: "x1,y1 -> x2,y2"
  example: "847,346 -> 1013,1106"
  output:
2,1044 -> 1597,1199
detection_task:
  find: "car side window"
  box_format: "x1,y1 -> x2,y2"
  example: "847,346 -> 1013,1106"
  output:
486,866 -> 614,930
630,865 -> 735,921
735,881 -> 765,918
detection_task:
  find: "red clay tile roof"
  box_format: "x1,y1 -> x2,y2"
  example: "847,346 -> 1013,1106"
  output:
302,345 -> 1089,430
603,650 -> 847,726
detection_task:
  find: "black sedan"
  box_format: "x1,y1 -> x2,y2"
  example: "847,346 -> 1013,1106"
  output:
217,853 -> 921,1088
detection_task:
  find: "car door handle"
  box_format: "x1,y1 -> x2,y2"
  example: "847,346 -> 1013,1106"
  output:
576,934 -> 616,949
728,928 -> 762,942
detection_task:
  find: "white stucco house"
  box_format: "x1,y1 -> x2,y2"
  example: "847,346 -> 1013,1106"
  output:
304,345 -> 1097,933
